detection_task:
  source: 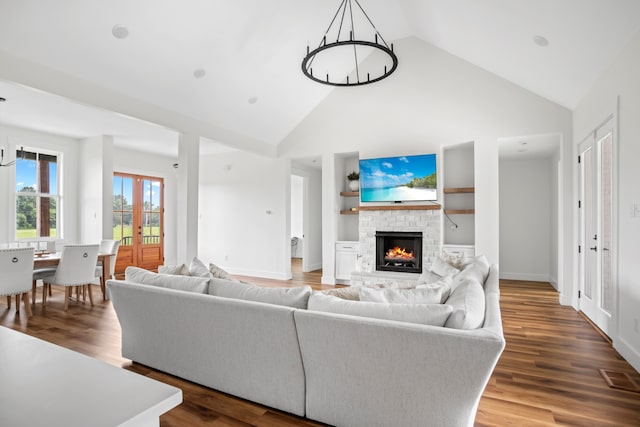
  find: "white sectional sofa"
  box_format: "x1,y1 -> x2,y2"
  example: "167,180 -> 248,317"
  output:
107,260 -> 505,427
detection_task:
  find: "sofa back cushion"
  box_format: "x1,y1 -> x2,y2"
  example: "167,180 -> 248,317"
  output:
125,266 -> 209,294
359,282 -> 450,304
158,264 -> 190,275
462,254 -> 490,283
444,278 -> 486,329
308,293 -> 453,326
208,277 -> 312,309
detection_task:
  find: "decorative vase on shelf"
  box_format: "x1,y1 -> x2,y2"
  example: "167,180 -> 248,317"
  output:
347,171 -> 360,191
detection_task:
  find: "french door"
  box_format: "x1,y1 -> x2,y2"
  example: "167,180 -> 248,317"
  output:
113,173 -> 164,274
578,119 -> 615,336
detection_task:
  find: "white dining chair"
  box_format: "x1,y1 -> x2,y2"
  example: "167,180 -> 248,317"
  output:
95,239 -> 120,299
41,244 -> 100,312
0,247 -> 35,317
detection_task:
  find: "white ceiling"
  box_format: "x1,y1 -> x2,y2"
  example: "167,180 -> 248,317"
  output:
0,0 -> 639,157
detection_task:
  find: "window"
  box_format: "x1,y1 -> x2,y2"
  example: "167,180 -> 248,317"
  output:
15,149 -> 60,239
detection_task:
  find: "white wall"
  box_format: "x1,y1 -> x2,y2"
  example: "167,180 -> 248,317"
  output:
499,158 -> 552,282
290,175 -> 303,238
0,124 -> 81,246
113,145 -> 178,265
198,150 -> 290,280
573,30 -> 640,372
280,37 -> 573,290
79,135 -> 113,243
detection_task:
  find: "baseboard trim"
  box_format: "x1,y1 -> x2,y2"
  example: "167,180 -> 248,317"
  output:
499,272 -> 550,282
614,336 -> 640,374
226,267 -> 291,281
304,262 -> 322,272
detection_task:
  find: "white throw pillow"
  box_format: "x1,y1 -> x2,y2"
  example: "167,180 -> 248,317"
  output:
443,278 -> 486,329
430,255 -> 460,277
308,293 -> 453,326
208,277 -> 312,309
441,249 -> 465,269
209,263 -> 239,282
189,257 -> 212,278
451,265 -> 483,292
125,266 -> 209,294
461,254 -> 490,282
360,282 -> 450,304
417,270 -> 445,285
158,264 -> 189,275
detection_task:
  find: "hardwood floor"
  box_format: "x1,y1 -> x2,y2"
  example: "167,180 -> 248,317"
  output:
2,267 -> 639,426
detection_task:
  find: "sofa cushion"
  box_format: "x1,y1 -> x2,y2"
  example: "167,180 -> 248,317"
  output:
430,255 -> 460,277
451,264 -> 483,292
360,280 -> 450,304
308,293 -> 453,326
158,264 -> 190,275
208,277 -> 312,309
443,278 -> 486,329
125,266 -> 209,294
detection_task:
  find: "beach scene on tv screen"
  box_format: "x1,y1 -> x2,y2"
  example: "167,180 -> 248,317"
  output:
360,154 -> 437,202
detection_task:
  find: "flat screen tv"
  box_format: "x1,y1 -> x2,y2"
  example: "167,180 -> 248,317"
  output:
359,153 -> 437,202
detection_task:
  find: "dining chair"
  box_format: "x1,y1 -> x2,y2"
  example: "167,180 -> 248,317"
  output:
41,244 -> 100,312
95,239 -> 120,299
0,247 -> 35,317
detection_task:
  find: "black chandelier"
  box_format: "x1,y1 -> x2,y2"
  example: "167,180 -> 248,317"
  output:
302,0 -> 398,87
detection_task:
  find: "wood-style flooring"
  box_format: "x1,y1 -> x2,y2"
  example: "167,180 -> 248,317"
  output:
2,261 -> 639,426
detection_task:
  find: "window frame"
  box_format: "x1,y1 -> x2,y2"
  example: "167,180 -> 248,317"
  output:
14,146 -> 62,241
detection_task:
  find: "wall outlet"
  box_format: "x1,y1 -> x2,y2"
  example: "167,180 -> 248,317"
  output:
632,203 -> 640,218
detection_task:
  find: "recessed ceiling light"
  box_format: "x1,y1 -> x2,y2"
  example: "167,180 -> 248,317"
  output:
193,69 -> 207,79
248,97 -> 258,105
112,25 -> 129,39
533,35 -> 549,47
520,141 -> 528,145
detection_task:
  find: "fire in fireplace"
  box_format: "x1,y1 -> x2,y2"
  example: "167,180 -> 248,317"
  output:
375,231 -> 423,273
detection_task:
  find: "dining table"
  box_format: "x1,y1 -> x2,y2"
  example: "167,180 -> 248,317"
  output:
33,251 -> 114,300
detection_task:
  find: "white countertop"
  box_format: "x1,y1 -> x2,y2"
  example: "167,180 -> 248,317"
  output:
0,326 -> 182,427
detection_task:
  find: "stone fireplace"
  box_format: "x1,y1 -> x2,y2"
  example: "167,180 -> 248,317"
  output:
376,231 -> 422,273
353,207 -> 441,286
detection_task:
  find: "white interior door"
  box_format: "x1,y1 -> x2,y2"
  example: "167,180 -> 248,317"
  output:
578,119 -> 615,335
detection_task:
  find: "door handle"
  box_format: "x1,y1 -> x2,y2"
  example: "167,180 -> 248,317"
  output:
602,247 -> 610,252
590,246 -> 598,252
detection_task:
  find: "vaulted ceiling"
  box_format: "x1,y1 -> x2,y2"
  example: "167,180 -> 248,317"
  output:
0,0 -> 639,157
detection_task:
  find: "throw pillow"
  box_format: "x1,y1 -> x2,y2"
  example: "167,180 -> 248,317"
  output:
158,264 -> 190,275
418,270 -> 445,285
359,284 -> 449,305
443,278 -> 486,329
189,257 -> 212,278
320,286 -> 361,301
209,263 -> 239,282
208,277 -> 312,309
461,254 -> 490,282
430,255 -> 461,277
308,293 -> 453,326
451,265 -> 483,292
441,249 -> 465,269
124,266 -> 209,294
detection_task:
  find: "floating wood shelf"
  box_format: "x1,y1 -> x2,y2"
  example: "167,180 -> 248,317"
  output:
339,191 -> 359,197
444,209 -> 475,215
359,205 -> 441,211
443,187 -> 475,194
340,209 -> 359,215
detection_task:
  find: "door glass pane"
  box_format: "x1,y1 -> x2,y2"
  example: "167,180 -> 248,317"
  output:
113,176 -> 134,246
600,134 -> 613,314
583,148 -> 594,299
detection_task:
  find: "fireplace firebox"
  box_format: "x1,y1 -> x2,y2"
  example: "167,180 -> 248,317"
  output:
375,231 -> 423,274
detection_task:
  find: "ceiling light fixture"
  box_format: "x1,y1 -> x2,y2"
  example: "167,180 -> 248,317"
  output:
302,0 -> 398,86
533,35 -> 549,47
112,25 -> 129,39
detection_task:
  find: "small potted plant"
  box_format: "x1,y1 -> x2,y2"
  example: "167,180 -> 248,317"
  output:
347,171 -> 360,191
